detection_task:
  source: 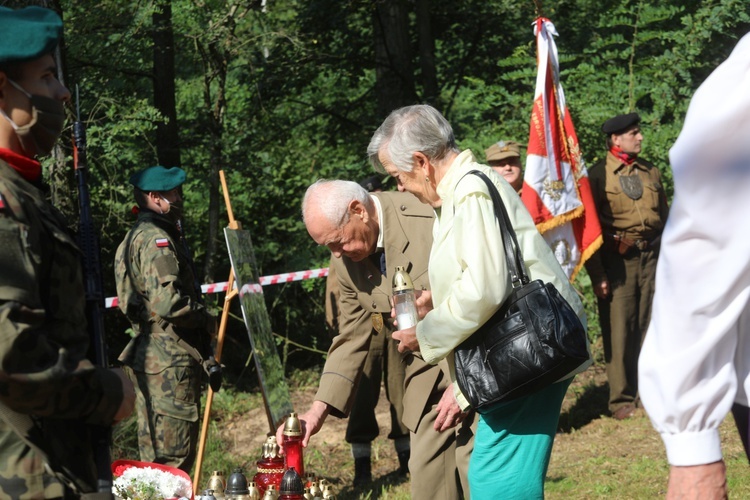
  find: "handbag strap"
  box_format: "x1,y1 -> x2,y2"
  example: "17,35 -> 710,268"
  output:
461,170 -> 530,287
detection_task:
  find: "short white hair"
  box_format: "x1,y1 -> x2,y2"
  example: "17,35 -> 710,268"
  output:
367,104 -> 459,174
302,179 -> 372,227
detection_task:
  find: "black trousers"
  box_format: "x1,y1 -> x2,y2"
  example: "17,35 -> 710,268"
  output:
732,403 -> 750,461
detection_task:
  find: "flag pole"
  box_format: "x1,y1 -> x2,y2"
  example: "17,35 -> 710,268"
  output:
532,0 -> 544,17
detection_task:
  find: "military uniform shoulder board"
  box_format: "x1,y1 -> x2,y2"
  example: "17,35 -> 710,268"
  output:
155,238 -> 170,248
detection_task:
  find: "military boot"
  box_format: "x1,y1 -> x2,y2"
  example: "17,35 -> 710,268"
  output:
353,457 -> 372,486
397,449 -> 410,475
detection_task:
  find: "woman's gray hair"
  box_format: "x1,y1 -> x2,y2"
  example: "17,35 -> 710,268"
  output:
302,179 -> 372,227
367,104 -> 459,173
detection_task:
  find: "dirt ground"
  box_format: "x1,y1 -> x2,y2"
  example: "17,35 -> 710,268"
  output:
215,364 -> 614,496
215,363 -> 747,499
219,380 -> 405,491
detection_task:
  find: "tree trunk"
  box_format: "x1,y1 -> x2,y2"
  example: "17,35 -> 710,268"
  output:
197,5 -> 241,284
415,0 -> 438,105
152,0 -> 181,167
373,0 -> 416,119
203,47 -> 226,285
33,0 -> 76,222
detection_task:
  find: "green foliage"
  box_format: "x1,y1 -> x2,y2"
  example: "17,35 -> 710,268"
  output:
49,0 -> 750,379
112,415 -> 140,462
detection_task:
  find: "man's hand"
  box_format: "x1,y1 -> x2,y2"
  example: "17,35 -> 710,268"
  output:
667,462 -> 728,500
593,279 -> 610,299
111,368 -> 136,424
275,400 -> 331,451
392,326 -> 420,353
434,383 -> 468,432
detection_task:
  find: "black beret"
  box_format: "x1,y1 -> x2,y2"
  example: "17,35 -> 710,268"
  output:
129,166 -> 186,192
602,113 -> 641,135
0,7 -> 63,65
360,175 -> 383,192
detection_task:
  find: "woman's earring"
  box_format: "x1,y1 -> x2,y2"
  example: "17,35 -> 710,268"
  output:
425,176 -> 430,183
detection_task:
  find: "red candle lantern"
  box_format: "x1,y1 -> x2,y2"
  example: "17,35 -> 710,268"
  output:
278,467 -> 305,500
253,436 -> 285,495
282,412 -> 304,477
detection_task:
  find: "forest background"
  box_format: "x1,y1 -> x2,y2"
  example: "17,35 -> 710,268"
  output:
4,0 -> 750,455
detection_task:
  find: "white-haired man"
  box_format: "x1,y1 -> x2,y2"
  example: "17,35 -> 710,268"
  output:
278,179 -> 474,499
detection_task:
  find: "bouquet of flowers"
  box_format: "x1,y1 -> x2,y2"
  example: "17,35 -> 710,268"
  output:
112,460 -> 193,500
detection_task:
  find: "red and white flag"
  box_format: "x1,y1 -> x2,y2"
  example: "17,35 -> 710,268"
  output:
521,18 -> 602,281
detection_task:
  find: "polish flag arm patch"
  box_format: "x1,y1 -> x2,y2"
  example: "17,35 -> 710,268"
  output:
155,238 -> 170,248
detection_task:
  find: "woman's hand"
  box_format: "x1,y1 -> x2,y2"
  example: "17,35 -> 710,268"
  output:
414,289 -> 433,319
390,289 -> 433,322
434,383 -> 469,432
392,326 -> 420,353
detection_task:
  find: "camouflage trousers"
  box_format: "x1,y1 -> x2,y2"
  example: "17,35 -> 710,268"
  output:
125,362 -> 202,474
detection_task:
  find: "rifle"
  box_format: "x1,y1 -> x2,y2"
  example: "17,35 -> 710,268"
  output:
73,86 -> 114,496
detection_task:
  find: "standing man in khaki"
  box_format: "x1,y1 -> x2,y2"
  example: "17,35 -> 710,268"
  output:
484,140 -> 524,193
279,180 -> 474,499
585,113 -> 669,420
323,174 -> 410,486
115,166 -> 218,473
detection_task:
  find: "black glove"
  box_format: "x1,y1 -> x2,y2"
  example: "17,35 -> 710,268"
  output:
202,356 -> 223,393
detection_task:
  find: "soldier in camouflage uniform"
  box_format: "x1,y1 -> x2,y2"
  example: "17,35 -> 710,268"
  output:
115,165 -> 217,473
0,6 -> 135,498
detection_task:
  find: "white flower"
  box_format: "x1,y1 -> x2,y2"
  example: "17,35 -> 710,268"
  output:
113,465 -> 192,500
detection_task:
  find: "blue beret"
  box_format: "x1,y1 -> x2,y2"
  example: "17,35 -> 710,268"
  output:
129,166 -> 186,192
0,7 -> 63,65
602,113 -> 641,135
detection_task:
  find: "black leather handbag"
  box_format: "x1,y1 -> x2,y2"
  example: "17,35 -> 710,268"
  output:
453,170 -> 589,411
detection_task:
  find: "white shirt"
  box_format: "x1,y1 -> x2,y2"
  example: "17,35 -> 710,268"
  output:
370,194 -> 385,249
638,32 -> 750,466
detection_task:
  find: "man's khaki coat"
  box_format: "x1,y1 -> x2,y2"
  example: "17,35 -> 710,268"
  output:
316,191 -> 473,499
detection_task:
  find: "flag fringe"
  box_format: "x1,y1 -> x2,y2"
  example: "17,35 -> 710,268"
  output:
535,204 -> 584,234
569,234 -> 603,282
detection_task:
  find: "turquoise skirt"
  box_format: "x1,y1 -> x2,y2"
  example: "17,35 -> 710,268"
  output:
468,378 -> 572,499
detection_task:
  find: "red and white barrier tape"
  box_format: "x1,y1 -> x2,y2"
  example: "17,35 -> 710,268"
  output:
104,267 -> 329,309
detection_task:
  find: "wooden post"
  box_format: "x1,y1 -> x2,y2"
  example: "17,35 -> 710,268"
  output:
192,170 -> 240,493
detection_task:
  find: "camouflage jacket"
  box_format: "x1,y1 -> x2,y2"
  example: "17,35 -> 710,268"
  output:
0,158 -> 125,497
115,210 -> 215,372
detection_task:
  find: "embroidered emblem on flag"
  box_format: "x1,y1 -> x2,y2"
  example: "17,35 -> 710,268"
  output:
155,238 -> 169,248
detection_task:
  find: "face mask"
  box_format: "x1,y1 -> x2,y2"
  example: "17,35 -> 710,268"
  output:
0,79 -> 66,157
159,194 -> 183,223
